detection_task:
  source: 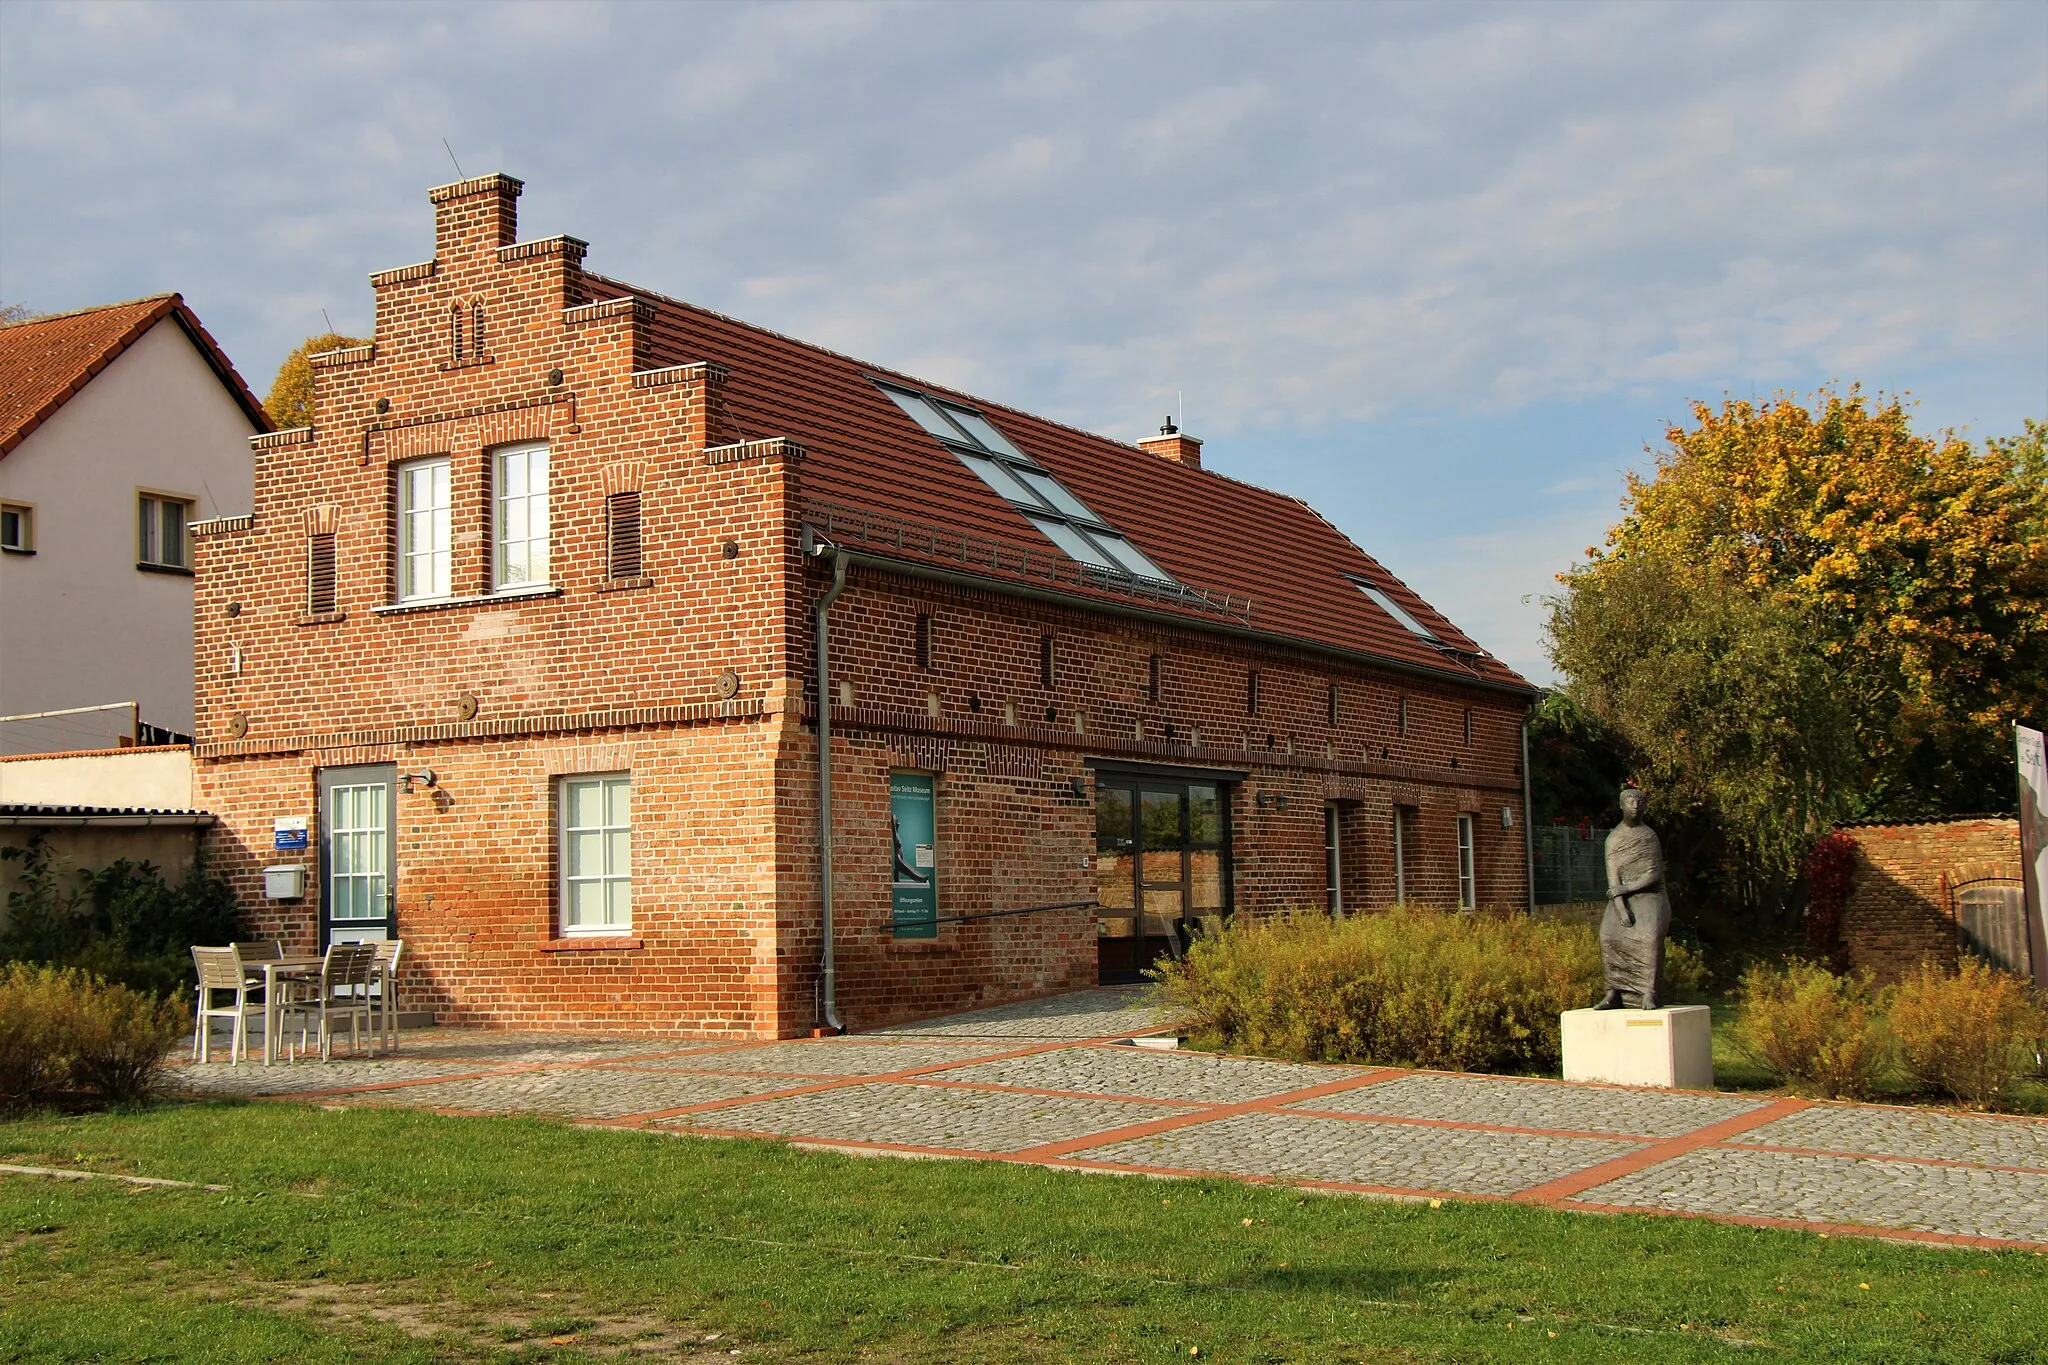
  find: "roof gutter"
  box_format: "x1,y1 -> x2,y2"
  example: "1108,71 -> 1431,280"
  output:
814,545 -> 1538,700
0,812 -> 214,829
808,537 -> 851,1035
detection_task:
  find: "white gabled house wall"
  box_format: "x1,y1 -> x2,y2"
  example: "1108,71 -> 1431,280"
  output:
0,317 -> 260,753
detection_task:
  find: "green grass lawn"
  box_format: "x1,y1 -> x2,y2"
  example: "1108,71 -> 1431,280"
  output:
2,1102 -> 2043,1363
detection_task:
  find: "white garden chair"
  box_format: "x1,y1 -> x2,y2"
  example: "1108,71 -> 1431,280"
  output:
368,939 -> 404,1053
190,945 -> 263,1065
277,942 -> 378,1062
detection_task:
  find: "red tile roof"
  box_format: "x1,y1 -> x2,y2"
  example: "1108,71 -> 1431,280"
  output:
0,294 -> 269,459
611,274 -> 1531,695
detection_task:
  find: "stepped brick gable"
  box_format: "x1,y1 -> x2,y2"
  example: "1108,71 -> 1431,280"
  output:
193,175 -> 1535,1037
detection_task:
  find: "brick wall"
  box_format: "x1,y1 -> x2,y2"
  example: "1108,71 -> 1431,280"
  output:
191,174 -> 1531,1038
1838,818 -> 2022,983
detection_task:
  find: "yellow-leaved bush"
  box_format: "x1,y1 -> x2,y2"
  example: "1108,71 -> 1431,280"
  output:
1887,958 -> 2046,1111
1733,960 -> 1889,1100
1154,907 -> 1701,1074
0,963 -> 186,1112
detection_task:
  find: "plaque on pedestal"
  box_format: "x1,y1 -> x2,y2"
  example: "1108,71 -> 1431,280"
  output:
1561,1006 -> 1713,1089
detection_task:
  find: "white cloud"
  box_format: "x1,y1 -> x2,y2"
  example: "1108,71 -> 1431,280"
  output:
1,0 -> 2039,667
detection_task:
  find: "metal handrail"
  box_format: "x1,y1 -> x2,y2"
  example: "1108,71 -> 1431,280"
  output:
917,899 -> 1100,929
802,500 -> 1255,622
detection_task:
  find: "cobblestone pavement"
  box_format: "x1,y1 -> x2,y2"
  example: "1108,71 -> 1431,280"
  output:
169,987 -> 2048,1250
1300,1072 -> 1769,1138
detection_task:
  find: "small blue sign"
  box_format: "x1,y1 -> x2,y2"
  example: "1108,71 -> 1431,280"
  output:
273,816 -> 309,851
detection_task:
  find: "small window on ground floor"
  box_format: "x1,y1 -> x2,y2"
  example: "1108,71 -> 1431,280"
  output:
559,773 -> 630,935
1325,803 -> 1344,918
1456,813 -> 1476,910
1393,805 -> 1412,903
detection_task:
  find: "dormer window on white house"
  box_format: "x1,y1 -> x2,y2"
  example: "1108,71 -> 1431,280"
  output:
880,383 -> 1174,584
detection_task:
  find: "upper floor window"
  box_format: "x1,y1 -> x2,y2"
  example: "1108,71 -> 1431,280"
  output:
878,382 -> 1173,585
493,441 -> 550,590
0,503 -> 32,554
396,456 -> 451,602
138,493 -> 193,570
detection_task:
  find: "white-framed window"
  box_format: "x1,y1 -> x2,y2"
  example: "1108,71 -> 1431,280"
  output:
559,773 -> 630,934
0,502 -> 32,554
1456,814 -> 1476,910
396,456 -> 451,602
493,441 -> 549,590
137,492 -> 194,569
1392,807 -> 1409,904
1324,803 -> 1344,918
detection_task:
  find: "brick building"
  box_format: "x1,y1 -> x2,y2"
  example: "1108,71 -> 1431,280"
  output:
1836,817 -> 2027,983
191,174 -> 1535,1037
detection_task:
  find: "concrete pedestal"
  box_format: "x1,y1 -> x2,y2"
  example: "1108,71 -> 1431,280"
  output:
1561,1006 -> 1713,1089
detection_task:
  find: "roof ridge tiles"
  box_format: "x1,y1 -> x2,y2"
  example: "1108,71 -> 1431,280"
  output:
0,293 -> 178,329
1,293 -> 269,459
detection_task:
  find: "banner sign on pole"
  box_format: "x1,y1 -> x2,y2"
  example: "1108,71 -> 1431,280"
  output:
2015,725 -> 2048,988
889,773 -> 938,939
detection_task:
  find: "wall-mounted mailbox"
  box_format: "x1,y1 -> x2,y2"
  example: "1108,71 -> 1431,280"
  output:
263,865 -> 306,900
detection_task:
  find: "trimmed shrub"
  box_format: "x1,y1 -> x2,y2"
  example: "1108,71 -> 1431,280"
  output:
0,963 -> 186,1113
1154,906 -> 1603,1074
1733,960 -> 1887,1099
1888,958 -> 2046,1110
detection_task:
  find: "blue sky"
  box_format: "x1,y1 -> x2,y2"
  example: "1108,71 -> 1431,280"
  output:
3,1 -> 2042,683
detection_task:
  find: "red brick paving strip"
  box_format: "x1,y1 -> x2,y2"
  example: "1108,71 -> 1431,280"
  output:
1509,1097 -> 1810,1204
1011,1069 -> 1410,1160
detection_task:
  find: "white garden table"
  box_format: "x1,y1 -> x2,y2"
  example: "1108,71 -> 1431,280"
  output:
253,955 -> 323,1065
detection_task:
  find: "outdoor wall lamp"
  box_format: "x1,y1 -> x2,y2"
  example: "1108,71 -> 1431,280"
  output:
402,768 -> 438,793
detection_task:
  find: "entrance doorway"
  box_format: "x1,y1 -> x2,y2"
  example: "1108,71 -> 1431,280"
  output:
1094,769 -> 1232,983
317,765 -> 396,946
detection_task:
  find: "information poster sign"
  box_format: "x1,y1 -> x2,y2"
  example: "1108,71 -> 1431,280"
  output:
273,816 -> 309,851
2015,725 -> 2048,988
889,773 -> 938,939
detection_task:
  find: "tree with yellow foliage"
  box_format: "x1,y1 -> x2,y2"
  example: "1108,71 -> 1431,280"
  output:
262,332 -> 370,429
1548,390 -> 2046,880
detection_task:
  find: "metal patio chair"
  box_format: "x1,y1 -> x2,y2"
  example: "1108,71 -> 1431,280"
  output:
276,942 -> 379,1063
367,939 -> 404,1053
190,945 -> 263,1065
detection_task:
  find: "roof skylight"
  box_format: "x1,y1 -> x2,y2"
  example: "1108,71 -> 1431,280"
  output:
879,382 -> 1176,586
1355,582 -> 1439,641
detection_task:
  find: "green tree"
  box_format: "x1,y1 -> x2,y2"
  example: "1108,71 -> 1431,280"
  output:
1547,390 -> 2047,883
263,332 -> 369,429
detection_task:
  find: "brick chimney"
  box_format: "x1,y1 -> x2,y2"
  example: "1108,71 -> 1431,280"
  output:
430,173 -> 523,262
1138,417 -> 1203,470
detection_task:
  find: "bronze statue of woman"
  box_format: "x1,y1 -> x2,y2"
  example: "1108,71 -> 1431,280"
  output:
1596,785 -> 1670,1009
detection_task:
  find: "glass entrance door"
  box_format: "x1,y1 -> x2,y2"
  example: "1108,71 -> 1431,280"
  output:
1094,772 -> 1230,983
318,765 -> 396,946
